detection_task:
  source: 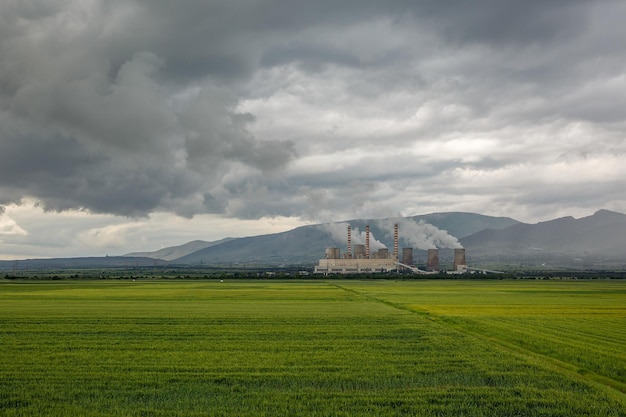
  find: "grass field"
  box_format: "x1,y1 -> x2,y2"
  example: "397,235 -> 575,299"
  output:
0,279 -> 625,416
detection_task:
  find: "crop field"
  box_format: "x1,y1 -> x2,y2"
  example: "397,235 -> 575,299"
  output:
0,279 -> 625,416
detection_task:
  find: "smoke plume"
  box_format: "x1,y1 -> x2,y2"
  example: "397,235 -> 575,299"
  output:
351,227 -> 386,251
317,222 -> 386,251
377,218 -> 462,250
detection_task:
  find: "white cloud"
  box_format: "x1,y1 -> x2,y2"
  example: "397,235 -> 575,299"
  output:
0,215 -> 28,237
0,200 -> 309,259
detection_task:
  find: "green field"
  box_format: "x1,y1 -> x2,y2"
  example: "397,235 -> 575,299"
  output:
0,279 -> 625,416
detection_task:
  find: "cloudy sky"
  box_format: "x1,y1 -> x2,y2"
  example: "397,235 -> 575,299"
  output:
1,0 -> 626,259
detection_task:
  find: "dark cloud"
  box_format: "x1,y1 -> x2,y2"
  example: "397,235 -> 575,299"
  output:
0,1 -> 298,216
412,0 -> 590,46
0,0 -> 625,226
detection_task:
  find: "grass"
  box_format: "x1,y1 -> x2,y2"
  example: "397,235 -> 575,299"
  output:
0,279 -> 625,416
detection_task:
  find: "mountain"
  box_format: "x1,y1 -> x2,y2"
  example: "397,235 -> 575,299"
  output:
340,212 -> 519,243
172,212 -> 521,266
408,212 -> 520,238
172,225 -> 335,266
124,238 -> 234,261
461,209 -> 626,265
0,256 -> 157,271
4,210 -> 624,271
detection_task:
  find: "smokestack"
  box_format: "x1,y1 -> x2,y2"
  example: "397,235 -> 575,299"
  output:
365,225 -> 370,259
393,223 -> 399,260
427,249 -> 439,271
453,248 -> 466,271
347,225 -> 352,259
402,248 -> 413,265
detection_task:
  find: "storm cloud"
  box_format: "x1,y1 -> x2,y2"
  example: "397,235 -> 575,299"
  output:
1,0 -> 626,257
0,1 -> 298,216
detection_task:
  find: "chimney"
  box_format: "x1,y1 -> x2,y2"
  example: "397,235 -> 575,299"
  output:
427,249 -> 439,271
453,248 -> 466,271
393,223 -> 399,260
347,225 -> 352,259
365,225 -> 370,259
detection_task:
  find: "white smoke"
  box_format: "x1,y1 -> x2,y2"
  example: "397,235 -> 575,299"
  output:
351,227 -> 386,252
317,222 -> 349,246
377,218 -> 462,250
317,222 -> 386,251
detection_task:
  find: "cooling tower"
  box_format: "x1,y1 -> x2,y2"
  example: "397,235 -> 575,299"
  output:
354,244 -> 366,259
377,248 -> 389,259
453,248 -> 466,271
325,247 -> 340,259
427,249 -> 439,271
365,225 -> 370,259
402,248 -> 413,266
393,223 -> 399,260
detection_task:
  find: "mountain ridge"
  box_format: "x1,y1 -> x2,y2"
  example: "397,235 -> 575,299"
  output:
171,212 -> 522,265
2,210 -> 625,270
124,238 -> 234,261
460,209 -> 626,264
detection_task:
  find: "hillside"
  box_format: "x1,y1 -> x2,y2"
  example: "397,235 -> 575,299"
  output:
0,256 -> 157,271
461,209 -> 626,265
409,212 -> 521,238
172,212 -> 521,265
172,226 -> 334,266
124,238 -> 234,261
4,210 -> 624,270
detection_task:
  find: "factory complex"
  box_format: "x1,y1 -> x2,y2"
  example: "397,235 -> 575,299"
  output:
314,224 -> 467,274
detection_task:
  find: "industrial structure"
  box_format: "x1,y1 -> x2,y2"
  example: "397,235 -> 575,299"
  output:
452,248 -> 467,273
427,248 -> 439,271
314,224 -> 401,274
314,223 -> 468,274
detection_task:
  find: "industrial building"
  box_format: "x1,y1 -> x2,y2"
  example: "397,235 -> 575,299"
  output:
427,248 -> 439,271
314,223 -> 468,274
452,248 -> 468,273
314,224 -> 400,274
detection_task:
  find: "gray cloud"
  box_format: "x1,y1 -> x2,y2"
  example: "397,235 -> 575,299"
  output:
1,0 -> 625,229
0,1 -> 298,216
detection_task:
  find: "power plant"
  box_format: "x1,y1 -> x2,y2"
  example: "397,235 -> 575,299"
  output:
314,223 -> 468,274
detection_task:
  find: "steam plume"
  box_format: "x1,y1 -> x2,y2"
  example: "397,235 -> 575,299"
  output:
318,222 -> 386,251
377,218 -> 462,250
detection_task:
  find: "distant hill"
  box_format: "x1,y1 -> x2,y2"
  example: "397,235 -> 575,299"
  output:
3,210 -> 624,271
0,256 -> 157,271
172,212 -> 521,266
409,212 -> 521,238
172,225 -> 334,266
124,238 -> 234,261
461,209 -> 626,266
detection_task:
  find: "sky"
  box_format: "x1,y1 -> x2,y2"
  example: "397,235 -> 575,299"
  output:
1,0 -> 626,259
